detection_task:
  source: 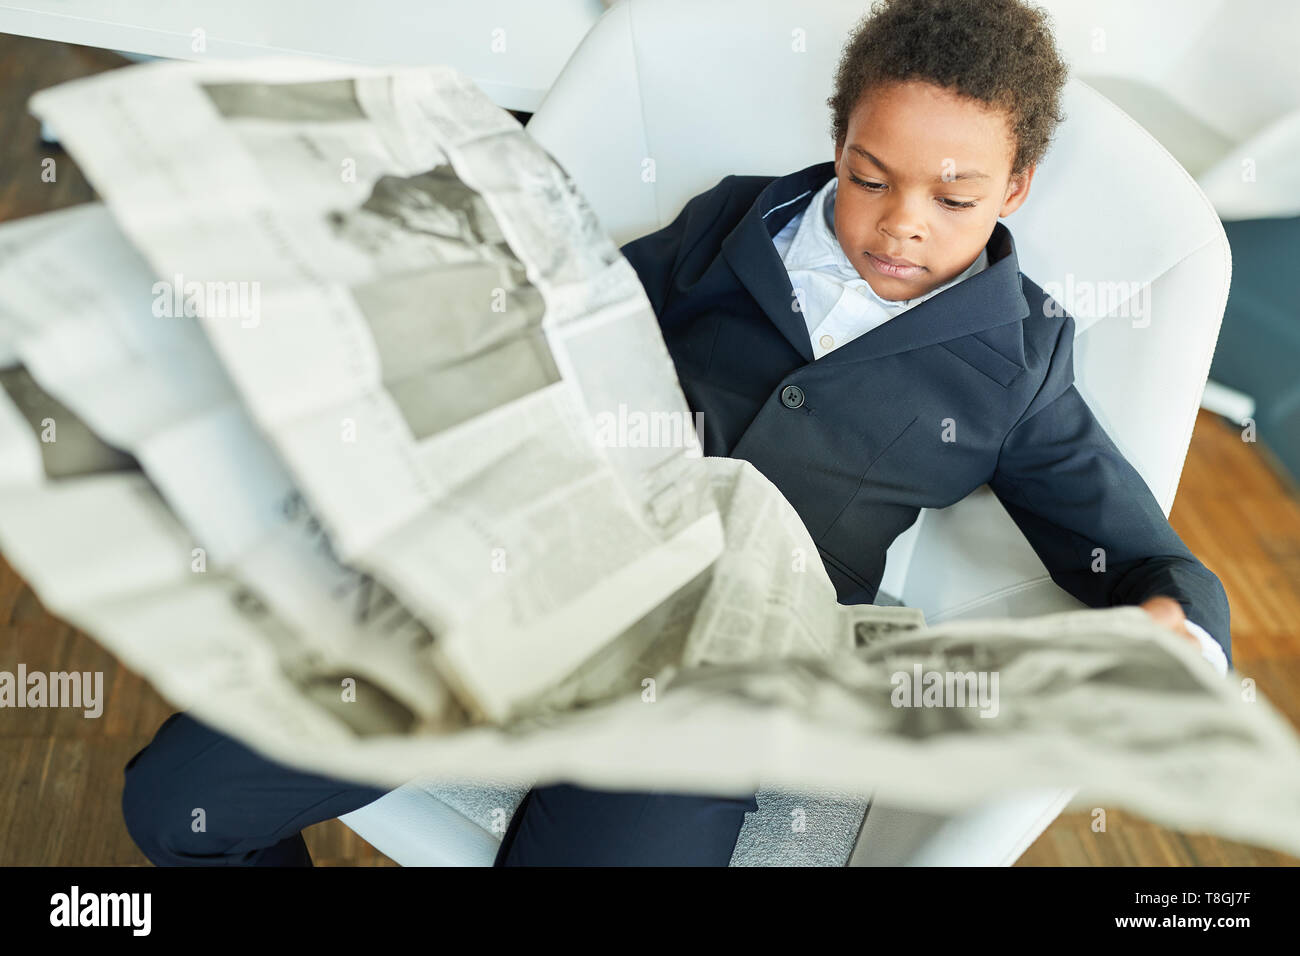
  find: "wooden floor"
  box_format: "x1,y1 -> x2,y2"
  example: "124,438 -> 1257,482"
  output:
1,34 -> 1297,867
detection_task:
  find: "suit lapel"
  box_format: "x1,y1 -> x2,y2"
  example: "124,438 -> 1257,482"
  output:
720,163 -> 831,364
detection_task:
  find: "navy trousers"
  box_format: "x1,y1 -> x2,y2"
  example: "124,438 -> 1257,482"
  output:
121,712 -> 756,866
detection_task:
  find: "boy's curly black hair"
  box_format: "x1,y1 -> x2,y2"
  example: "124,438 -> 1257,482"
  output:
827,0 -> 1068,175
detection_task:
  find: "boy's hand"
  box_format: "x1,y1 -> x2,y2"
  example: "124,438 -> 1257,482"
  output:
1138,595 -> 1201,647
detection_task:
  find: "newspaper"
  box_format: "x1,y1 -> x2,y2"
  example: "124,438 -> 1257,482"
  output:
2,58 -> 1300,858
29,58 -> 723,722
4,381 -> 1300,856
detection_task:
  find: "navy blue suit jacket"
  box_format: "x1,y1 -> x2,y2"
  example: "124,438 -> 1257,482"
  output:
619,160 -> 1233,665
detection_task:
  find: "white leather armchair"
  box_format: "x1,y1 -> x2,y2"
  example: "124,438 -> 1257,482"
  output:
342,0 -> 1231,865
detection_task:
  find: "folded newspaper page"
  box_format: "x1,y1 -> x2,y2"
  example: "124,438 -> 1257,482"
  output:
29,57 -> 723,722
2,57 -> 1300,858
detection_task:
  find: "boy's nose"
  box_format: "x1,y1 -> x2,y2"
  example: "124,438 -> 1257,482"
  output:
878,200 -> 927,242
879,216 -> 924,243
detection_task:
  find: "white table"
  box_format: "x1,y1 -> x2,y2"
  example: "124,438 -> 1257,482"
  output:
0,0 -> 608,112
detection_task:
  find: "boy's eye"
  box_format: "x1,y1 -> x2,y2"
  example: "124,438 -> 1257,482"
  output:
847,173 -> 978,210
848,173 -> 885,191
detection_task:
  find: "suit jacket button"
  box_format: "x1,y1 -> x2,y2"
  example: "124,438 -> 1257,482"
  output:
781,384 -> 805,408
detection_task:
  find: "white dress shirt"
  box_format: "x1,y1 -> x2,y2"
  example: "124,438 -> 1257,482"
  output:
772,175 -> 1228,676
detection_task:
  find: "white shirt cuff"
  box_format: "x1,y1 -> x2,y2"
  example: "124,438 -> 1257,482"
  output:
1183,619 -> 1229,677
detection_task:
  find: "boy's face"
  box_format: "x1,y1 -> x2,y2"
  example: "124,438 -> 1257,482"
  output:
832,80 -> 1035,302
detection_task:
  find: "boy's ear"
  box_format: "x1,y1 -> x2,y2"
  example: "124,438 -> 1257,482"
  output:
999,164 -> 1035,217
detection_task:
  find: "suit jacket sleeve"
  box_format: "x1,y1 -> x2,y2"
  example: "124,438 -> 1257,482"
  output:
989,313 -> 1233,665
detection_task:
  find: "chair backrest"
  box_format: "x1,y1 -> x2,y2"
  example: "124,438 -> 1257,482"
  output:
1033,0 -> 1300,220
525,0 -> 1231,617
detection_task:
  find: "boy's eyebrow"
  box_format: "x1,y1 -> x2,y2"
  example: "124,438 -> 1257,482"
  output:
848,144 -> 990,183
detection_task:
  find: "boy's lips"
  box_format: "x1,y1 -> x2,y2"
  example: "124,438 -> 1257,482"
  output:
865,251 -> 925,279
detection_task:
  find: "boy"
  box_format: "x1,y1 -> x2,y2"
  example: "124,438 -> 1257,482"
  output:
495,0 -> 1230,865
123,0 -> 1231,867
